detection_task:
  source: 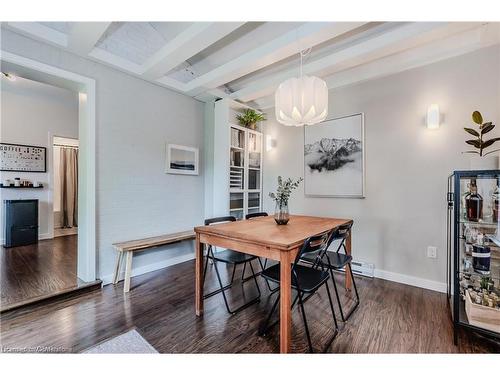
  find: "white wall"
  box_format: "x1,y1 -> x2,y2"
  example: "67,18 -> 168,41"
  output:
1,28 -> 205,283
263,45 -> 500,292
0,76 -> 78,239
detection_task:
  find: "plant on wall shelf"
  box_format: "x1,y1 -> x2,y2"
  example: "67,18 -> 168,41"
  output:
236,109 -> 266,130
464,111 -> 500,157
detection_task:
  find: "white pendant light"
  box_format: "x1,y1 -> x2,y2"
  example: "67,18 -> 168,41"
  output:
275,49 -> 328,126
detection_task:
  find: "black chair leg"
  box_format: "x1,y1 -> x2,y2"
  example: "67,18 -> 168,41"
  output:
342,263 -> 360,321
241,262 -> 247,280
203,250 -> 238,299
257,258 -> 279,293
229,263 -> 237,284
212,259 -> 260,315
259,292 -> 280,336
323,281 -> 339,353
297,291 -> 313,353
329,268 -> 346,322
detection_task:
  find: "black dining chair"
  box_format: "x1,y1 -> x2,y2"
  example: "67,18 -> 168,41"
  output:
301,222 -> 359,322
245,212 -> 278,293
203,216 -> 261,314
259,231 -> 339,353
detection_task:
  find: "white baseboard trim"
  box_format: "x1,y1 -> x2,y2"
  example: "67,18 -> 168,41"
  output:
100,252 -> 195,285
39,233 -> 53,240
374,268 -> 447,294
100,252 -> 446,294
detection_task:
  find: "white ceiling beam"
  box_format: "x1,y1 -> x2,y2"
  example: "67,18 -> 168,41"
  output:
141,22 -> 245,80
254,24 -> 500,110
67,22 -> 111,55
231,22 -> 476,103
183,22 -> 368,96
6,22 -> 68,47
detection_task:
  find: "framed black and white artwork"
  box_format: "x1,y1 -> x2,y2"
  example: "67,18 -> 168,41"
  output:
165,144 -> 199,175
304,113 -> 365,198
0,143 -> 47,172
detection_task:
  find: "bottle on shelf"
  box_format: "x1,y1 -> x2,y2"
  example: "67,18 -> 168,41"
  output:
492,183 -> 499,222
465,179 -> 483,222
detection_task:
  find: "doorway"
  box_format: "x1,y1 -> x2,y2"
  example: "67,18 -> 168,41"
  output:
0,51 -> 97,311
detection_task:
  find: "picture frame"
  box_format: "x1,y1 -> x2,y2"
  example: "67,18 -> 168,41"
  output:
304,113 -> 365,198
0,142 -> 47,173
165,144 -> 199,175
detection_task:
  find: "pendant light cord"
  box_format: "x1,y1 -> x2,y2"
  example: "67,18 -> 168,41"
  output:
299,48 -> 312,78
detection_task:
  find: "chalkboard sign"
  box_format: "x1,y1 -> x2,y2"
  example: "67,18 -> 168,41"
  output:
0,143 -> 47,172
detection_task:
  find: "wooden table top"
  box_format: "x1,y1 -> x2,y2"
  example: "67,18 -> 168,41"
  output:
194,215 -> 352,251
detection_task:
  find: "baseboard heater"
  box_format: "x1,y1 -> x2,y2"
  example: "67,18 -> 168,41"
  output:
336,259 -> 375,278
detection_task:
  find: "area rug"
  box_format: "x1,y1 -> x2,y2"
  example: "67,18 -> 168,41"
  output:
83,329 -> 158,353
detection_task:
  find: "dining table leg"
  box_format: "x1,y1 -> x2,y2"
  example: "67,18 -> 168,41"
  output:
279,250 -> 292,354
345,229 -> 352,290
195,233 -> 204,316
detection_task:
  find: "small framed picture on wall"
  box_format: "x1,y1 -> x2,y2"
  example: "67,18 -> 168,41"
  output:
165,144 -> 199,175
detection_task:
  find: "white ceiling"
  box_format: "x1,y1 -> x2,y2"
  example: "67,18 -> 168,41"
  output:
3,21 -> 500,109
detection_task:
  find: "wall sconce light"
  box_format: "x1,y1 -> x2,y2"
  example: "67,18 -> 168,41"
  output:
266,135 -> 276,151
427,104 -> 440,129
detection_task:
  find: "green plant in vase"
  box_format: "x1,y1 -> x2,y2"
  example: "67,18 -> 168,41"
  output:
464,111 -> 500,156
269,176 -> 303,225
236,109 -> 266,130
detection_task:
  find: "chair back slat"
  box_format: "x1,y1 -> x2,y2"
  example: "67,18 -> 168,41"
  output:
204,216 -> 236,226
294,231 -> 331,267
330,222 -> 352,241
327,222 -> 352,253
245,212 -> 268,220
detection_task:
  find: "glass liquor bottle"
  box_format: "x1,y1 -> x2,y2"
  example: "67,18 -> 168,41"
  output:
465,179 -> 483,222
492,182 -> 499,222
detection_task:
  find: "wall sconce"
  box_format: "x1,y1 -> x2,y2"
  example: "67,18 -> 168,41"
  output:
266,135 -> 276,151
427,104 -> 440,129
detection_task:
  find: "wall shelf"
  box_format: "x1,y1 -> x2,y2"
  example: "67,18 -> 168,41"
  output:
0,185 -> 43,189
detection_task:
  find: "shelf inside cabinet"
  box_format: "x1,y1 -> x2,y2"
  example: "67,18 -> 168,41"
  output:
460,220 -> 499,227
458,270 -> 500,282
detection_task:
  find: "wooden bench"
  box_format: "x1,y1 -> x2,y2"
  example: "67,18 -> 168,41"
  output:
112,230 -> 196,292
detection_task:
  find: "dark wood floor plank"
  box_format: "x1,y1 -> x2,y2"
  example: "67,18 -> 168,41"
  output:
1,235 -> 78,310
1,259 -> 498,353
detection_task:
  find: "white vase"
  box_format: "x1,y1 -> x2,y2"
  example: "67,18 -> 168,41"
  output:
469,155 -> 499,170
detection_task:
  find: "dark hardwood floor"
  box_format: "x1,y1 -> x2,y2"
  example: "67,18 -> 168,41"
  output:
0,235 -> 90,312
1,258 -> 498,353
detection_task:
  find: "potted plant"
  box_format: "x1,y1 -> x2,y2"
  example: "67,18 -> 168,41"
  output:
269,176 -> 303,225
236,109 -> 266,130
464,110 -> 500,170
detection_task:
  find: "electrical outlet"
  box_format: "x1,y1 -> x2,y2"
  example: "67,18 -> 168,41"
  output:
427,246 -> 437,258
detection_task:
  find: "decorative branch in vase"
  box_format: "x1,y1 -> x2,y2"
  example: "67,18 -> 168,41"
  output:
269,176 -> 303,225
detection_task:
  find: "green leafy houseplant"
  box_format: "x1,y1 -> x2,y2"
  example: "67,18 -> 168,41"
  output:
236,109 -> 266,130
464,111 -> 500,157
269,176 -> 303,225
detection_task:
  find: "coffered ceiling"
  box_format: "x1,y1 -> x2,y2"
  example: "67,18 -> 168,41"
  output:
3,21 -> 500,109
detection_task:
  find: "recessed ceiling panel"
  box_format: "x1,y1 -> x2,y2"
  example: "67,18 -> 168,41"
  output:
39,22 -> 73,35
95,22 -> 193,65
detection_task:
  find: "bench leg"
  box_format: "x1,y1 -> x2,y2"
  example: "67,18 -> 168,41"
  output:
123,251 -> 133,293
113,252 -> 123,284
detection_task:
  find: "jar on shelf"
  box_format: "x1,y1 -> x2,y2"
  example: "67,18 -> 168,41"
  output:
465,179 -> 483,222
472,245 -> 491,274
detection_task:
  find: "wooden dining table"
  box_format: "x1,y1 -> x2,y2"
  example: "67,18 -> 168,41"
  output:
194,214 -> 353,353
